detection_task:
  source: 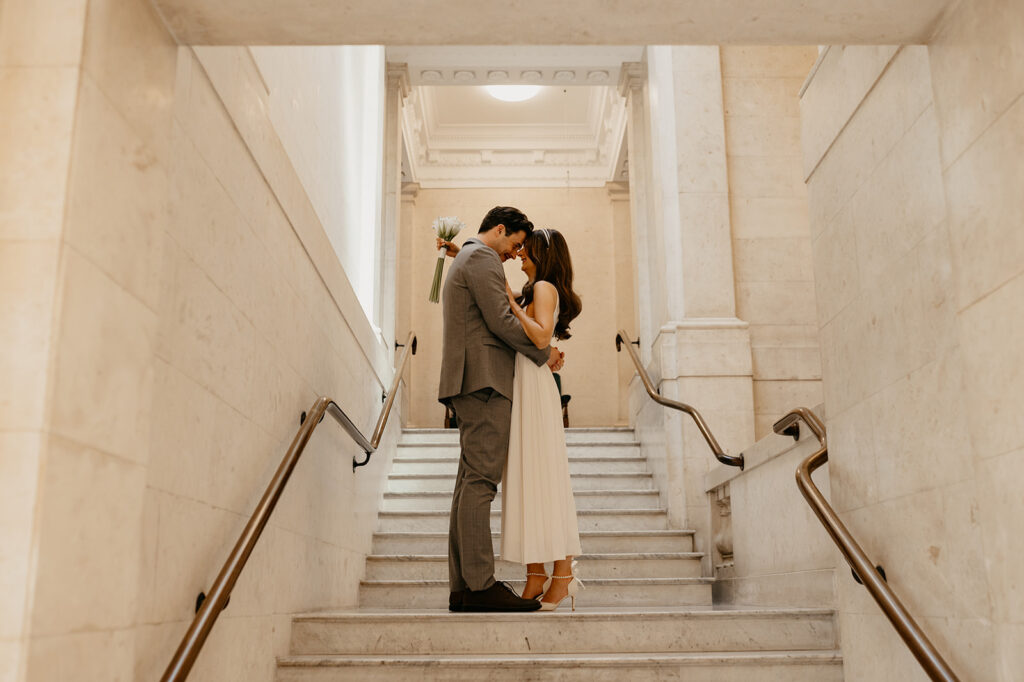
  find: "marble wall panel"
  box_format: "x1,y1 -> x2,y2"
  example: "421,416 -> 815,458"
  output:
48,248 -> 158,465
842,482 -> 990,622
957,271 -> 1024,460
3,2 -> 402,678
868,354 -> 974,500
146,358 -> 270,511
976,448 -> 1024,625
29,436 -> 147,635
750,345 -> 822,382
724,114 -> 802,159
63,75 -> 167,310
848,107 -> 946,290
752,380 -> 823,426
0,241 -> 60,430
804,40 -> 1009,676
928,0 -> 1024,168
733,238 -> 814,283
729,448 -> 834,576
728,155 -> 806,199
736,281 -> 818,326
722,77 -> 804,118
678,193 -> 735,318
720,46 -> 819,79
810,194 -> 859,327
25,628 -> 135,682
835,609 -> 932,682
925,12 -> 1024,672
0,0 -> 87,67
78,0 -> 177,158
0,67 -> 78,241
943,97 -> 1024,311
800,45 -> 900,177
729,196 -> 809,239
803,47 -> 932,237
824,401 -> 879,513
0,432 -> 43,640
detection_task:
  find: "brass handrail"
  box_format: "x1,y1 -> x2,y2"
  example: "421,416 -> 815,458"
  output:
774,407 -> 960,682
615,330 -> 743,469
160,332 -> 417,682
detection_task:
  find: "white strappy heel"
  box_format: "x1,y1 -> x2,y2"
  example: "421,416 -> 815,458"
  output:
524,572 -> 551,600
539,561 -> 584,612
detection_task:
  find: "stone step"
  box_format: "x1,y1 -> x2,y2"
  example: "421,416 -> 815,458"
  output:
277,650 -> 843,681
288,607 -> 838,656
371,530 -> 696,555
386,471 -> 655,493
377,508 -> 669,533
390,456 -> 647,476
396,442 -> 642,460
364,553 -> 704,581
381,489 -> 661,512
400,427 -> 637,445
358,578 -> 713,608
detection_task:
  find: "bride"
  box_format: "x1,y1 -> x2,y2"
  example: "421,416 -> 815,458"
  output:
501,228 -> 584,611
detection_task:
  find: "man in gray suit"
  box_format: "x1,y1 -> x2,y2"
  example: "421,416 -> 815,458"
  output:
438,206 -> 564,612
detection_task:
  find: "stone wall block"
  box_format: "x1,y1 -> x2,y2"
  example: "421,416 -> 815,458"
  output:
30,437 -> 147,634
944,97 -> 1024,310
0,67 -> 79,241
958,270 -> 1024,458
0,0 -> 87,67
64,76 -> 168,310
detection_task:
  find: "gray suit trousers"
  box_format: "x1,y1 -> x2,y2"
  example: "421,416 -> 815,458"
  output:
448,388 -> 512,592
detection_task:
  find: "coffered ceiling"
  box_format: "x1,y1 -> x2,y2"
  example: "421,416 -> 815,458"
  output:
394,47 -> 634,188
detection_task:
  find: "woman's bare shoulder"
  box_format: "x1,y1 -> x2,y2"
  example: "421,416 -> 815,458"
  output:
533,280 -> 557,296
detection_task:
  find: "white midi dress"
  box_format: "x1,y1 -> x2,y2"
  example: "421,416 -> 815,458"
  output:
500,297 -> 583,565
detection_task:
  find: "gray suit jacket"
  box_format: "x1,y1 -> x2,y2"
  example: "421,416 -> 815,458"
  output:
438,238 -> 551,403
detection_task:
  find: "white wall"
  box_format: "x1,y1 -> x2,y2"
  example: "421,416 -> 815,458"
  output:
802,12 -> 1024,675
250,46 -> 386,325
0,3 -> 399,679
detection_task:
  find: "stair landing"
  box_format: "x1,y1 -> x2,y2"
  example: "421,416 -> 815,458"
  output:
275,428 -> 842,680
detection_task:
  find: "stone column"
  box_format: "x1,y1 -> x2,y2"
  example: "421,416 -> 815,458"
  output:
379,63 -> 411,355
617,63 -> 654,362
397,181 -> 419,421
623,48 -> 755,571
606,181 -> 635,424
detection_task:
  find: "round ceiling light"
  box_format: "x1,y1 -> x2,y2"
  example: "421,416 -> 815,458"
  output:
485,85 -> 542,102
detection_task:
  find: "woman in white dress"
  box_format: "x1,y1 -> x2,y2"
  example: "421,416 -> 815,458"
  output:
500,228 -> 584,611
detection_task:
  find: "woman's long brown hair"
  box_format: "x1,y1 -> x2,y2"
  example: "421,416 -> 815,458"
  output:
518,228 -> 582,340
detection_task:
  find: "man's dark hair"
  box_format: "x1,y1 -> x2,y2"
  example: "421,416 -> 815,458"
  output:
478,206 -> 534,236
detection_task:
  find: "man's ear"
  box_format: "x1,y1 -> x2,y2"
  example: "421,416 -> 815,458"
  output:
495,224 -> 505,237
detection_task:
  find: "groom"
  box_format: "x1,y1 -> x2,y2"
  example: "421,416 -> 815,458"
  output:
438,206 -> 564,612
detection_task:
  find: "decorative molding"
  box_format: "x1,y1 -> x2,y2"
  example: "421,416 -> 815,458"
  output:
606,181 -> 630,201
712,484 -> 734,571
386,62 -> 411,100
402,84 -> 629,188
658,318 -> 750,333
403,67 -> 629,87
617,61 -> 647,98
401,182 -> 420,200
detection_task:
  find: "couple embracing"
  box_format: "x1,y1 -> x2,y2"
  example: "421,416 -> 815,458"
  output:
438,206 -> 584,613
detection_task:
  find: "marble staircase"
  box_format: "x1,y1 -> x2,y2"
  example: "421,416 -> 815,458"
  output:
276,428 -> 843,680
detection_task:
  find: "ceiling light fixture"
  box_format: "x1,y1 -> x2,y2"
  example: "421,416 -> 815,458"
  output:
485,85 -> 542,102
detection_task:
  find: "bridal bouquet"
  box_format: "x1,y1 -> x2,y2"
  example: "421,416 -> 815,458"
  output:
428,216 -> 465,303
